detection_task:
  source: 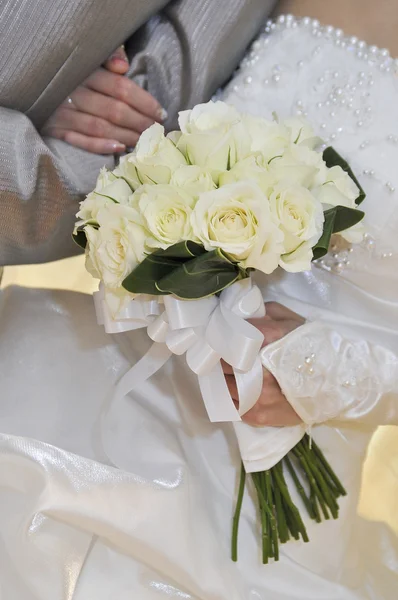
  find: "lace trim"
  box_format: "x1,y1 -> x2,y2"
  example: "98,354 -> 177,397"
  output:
260,321 -> 390,425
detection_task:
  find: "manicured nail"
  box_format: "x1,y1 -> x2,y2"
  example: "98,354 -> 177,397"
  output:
108,141 -> 126,153
158,107 -> 168,122
111,46 -> 129,63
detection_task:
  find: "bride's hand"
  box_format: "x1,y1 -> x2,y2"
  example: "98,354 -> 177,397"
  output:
222,302 -> 305,427
42,46 -> 164,154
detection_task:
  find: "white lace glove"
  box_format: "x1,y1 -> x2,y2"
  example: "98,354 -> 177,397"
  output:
260,321 -> 398,429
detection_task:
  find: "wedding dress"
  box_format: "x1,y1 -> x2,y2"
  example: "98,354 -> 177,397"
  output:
1,15 -> 398,600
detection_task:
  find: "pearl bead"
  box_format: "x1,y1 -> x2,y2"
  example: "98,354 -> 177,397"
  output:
297,60 -> 305,68
244,76 -> 252,85
334,262 -> 344,273
304,356 -> 313,365
272,74 -> 281,83
334,29 -> 343,38
302,17 -> 311,26
308,367 -> 315,375
297,364 -> 303,372
385,182 -> 396,192
312,19 -> 320,28
382,252 -> 393,258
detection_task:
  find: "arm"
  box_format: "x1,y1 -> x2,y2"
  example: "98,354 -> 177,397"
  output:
0,107 -> 114,266
261,320 -> 398,430
125,0 -> 278,129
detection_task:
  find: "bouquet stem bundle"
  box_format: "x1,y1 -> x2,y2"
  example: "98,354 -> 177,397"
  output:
232,434 -> 347,563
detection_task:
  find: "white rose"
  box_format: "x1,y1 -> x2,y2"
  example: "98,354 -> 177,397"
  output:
177,101 -> 251,181
191,181 -> 284,274
96,166 -> 118,189
103,286 -> 138,318
85,204 -> 147,289
75,175 -> 133,230
313,165 -> 360,208
244,115 -> 322,162
128,122 -> 187,185
283,117 -> 321,149
279,240 -> 315,273
244,115 -> 290,161
269,183 -> 324,272
113,153 -> 141,190
268,144 -> 327,188
218,154 -> 275,194
132,184 -> 195,250
170,165 -> 215,198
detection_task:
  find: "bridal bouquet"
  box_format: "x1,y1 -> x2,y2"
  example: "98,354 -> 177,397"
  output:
74,101 -> 365,563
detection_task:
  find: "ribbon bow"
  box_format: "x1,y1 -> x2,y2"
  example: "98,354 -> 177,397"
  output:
94,278 -> 266,422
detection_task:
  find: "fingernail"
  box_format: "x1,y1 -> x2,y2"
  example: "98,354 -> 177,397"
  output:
157,107 -> 168,122
108,141 -> 126,153
111,47 -> 129,63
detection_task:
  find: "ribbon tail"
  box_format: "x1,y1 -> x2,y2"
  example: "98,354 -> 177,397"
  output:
234,355 -> 263,417
91,342 -> 171,468
114,342 -> 172,400
198,362 -> 241,423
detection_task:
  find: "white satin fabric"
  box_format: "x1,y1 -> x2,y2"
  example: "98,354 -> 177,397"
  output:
1,15 -> 398,600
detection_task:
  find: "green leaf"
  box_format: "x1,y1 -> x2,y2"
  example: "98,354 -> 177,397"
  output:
157,240 -> 206,259
312,209 -> 336,260
322,146 -> 366,205
122,241 -> 206,295
156,249 -> 242,299
122,254 -> 180,295
312,205 -> 365,260
72,230 -> 87,250
331,205 -> 365,233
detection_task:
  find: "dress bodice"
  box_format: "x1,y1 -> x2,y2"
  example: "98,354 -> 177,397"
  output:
222,15 -> 398,342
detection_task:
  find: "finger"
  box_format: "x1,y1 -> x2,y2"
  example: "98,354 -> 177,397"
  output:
225,374 -> 238,401
84,68 -> 164,122
44,128 -> 126,154
264,301 -> 305,324
242,390 -> 301,427
221,359 -> 234,375
72,86 -> 155,134
48,107 -> 140,147
103,45 -> 129,75
248,318 -> 302,346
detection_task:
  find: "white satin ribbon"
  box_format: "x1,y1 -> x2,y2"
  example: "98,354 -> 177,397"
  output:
94,278 -> 265,424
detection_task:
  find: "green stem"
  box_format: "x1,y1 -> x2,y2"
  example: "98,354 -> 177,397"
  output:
272,463 -> 309,543
293,447 -> 330,521
231,463 -> 246,562
266,471 -> 279,561
273,466 -> 289,543
298,441 -> 339,518
284,455 -> 315,519
308,437 -> 347,496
